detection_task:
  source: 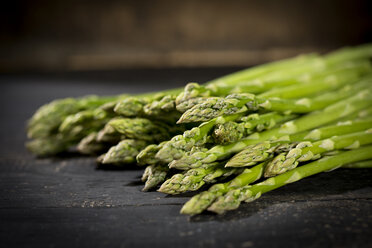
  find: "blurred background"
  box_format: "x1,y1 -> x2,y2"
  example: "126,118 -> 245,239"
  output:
1,0 -> 371,73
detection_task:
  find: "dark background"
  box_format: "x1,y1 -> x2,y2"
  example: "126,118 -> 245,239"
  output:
1,0 -> 371,72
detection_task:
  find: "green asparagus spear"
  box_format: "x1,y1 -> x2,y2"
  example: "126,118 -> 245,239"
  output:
265,129 -> 372,177
27,107 -> 114,156
26,135 -> 74,157
77,132 -> 108,155
142,164 -> 169,191
96,122 -> 125,143
212,112 -> 298,144
100,139 -> 149,165
176,56 -> 372,112
136,142 -> 166,166
208,145 -> 372,214
114,97 -> 149,117
226,117 -> 372,168
170,91 -> 372,170
178,43 -> 372,105
59,108 -> 113,136
27,95 -> 120,139
179,69 -> 371,124
180,162 -> 266,215
342,160 -> 372,168
182,153 -> 372,215
336,106 -> 372,122
158,163 -> 243,195
155,112 -> 246,163
108,118 -> 182,142
176,54 -> 320,104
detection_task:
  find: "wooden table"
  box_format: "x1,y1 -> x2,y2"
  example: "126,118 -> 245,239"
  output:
1,69 -> 371,248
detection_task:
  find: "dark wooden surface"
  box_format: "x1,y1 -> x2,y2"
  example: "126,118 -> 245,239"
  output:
1,68 -> 372,248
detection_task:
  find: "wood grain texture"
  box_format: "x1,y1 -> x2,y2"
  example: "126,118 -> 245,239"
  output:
0,69 -> 371,248
1,0 -> 371,70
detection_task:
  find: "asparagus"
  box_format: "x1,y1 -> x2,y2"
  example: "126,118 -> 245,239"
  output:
265,129 -> 372,177
155,112 -> 245,163
100,139 -> 149,165
225,117 -> 372,168
170,91 -> 372,170
26,107 -> 115,157
142,164 -> 169,191
182,157 -> 372,215
108,117 -> 182,142
257,61 -> 369,99
175,54 -> 321,106
136,142 -> 166,166
176,96 -> 210,113
27,95 -> 120,139
256,80 -> 371,114
143,95 -> 176,115
212,112 -> 298,144
178,69 -> 371,124
96,122 -> 125,143
336,106 -> 372,122
342,160 -> 372,169
26,134 -> 74,157
176,57 -> 371,112
113,87 -> 182,114
114,97 -> 149,117
157,111 -> 296,164
59,108 -> 112,135
208,145 -> 372,214
177,44 -> 372,105
25,44 -> 372,218
180,162 -> 266,215
77,132 -> 108,155
158,163 -> 243,195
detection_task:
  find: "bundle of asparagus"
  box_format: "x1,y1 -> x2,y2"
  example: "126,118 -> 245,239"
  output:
26,44 -> 372,215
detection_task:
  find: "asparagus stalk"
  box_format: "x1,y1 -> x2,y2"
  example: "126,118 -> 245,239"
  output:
176,54 -> 369,112
176,96 -> 211,113
226,117 -> 372,168
100,139 -> 149,165
59,108 -> 113,135
26,134 -> 75,157
256,80 -> 371,113
108,118 -> 183,142
342,160 -> 372,168
336,106 -> 372,122
158,163 -> 243,195
155,112 -> 245,163
114,96 -> 150,117
257,61 -> 369,99
177,44 -> 372,106
208,145 -> 372,214
182,157 -> 372,215
136,142 -> 166,166
175,54 -> 321,106
113,88 -> 183,116
157,111 -> 298,164
265,129 -> 372,177
143,95 -> 176,115
96,122 -> 125,143
26,107 -> 115,157
27,95 -> 121,139
77,132 -> 108,155
212,112 -> 298,144
170,91 -> 372,170
180,162 -> 266,215
142,164 -> 169,191
178,69 -> 371,124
